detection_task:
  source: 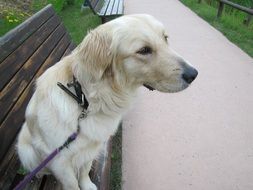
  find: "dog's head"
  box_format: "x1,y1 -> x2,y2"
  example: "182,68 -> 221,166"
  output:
76,14 -> 198,93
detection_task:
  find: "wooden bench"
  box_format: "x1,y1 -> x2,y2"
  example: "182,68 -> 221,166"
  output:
83,0 -> 124,23
0,4 -> 111,190
217,0 -> 253,26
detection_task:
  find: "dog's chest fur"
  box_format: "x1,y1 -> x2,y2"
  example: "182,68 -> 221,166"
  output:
54,113 -> 121,170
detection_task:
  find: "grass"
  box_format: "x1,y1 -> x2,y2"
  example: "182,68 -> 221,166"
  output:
0,2 -> 32,36
0,0 -> 101,44
180,0 -> 253,57
110,125 -> 122,190
0,19 -> 20,36
58,0 -> 101,44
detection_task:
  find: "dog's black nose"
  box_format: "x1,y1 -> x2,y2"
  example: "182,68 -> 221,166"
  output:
182,67 -> 198,84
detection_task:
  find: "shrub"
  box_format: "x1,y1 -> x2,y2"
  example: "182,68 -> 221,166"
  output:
32,0 -> 75,13
48,0 -> 66,13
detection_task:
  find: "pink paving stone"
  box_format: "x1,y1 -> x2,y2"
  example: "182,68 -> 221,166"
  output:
122,0 -> 253,190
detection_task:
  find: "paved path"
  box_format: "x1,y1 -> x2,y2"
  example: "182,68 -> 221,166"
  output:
122,1 -> 253,190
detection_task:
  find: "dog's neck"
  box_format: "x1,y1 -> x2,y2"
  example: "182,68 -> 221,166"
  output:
72,65 -> 137,117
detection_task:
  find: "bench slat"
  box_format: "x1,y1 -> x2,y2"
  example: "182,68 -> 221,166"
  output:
117,0 -> 124,15
0,15 -> 61,91
0,141 -> 43,190
94,0 -> 105,13
0,30 -> 71,162
42,176 -> 62,190
0,40 -> 74,190
90,0 -> 100,9
111,0 -> 120,15
62,42 -> 76,57
98,0 -> 110,16
0,23 -> 66,126
86,0 -> 123,22
0,5 -> 55,63
23,177 -> 44,190
105,0 -> 115,16
0,140 -> 17,178
0,151 -> 20,190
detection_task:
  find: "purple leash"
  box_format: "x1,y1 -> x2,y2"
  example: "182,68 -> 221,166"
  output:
14,132 -> 79,190
14,79 -> 88,190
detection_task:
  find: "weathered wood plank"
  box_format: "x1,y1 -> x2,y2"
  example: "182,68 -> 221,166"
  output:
0,151 -> 20,190
62,42 -> 76,58
0,140 -> 16,176
0,5 -> 55,63
42,176 -> 62,190
0,35 -> 73,187
0,82 -> 34,164
0,15 -> 60,91
0,138 -> 43,190
0,24 -> 66,126
23,177 -> 44,190
0,30 -> 70,162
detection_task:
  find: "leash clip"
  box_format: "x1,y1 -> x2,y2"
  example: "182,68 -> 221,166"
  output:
79,109 -> 88,120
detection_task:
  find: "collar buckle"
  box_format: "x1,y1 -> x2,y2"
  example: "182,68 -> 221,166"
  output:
57,76 -> 89,110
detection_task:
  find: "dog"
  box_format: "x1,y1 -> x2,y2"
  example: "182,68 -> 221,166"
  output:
17,14 -> 198,190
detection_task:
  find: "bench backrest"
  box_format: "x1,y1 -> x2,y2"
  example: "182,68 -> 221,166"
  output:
0,4 -> 76,163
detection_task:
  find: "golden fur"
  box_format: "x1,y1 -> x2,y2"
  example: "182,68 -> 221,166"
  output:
17,14 -> 197,190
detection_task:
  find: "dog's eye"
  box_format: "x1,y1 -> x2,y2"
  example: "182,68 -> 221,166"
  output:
137,47 -> 152,55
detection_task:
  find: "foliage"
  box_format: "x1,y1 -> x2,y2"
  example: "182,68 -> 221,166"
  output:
229,0 -> 252,7
48,0 -> 66,12
0,2 -> 32,36
66,0 -> 75,5
181,0 -> 253,57
58,0 -> 101,44
32,0 -> 71,13
17,166 -> 29,175
0,0 -> 100,39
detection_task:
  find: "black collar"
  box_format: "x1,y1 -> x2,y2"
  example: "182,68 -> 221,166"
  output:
57,76 -> 89,109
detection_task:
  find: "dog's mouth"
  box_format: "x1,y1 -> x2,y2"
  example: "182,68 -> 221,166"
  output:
143,84 -> 155,91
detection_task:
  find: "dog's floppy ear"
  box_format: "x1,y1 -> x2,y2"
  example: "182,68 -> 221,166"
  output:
75,29 -> 113,80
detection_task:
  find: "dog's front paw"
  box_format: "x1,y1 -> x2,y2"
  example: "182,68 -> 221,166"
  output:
80,180 -> 97,190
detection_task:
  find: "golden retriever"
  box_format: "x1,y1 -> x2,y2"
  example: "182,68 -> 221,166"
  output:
17,14 -> 198,190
